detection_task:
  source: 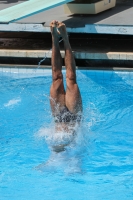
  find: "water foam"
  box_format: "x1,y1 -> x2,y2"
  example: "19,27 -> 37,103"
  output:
4,97 -> 21,108
35,120 -> 95,174
36,122 -> 82,150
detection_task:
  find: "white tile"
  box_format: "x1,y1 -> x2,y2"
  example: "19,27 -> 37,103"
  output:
11,68 -> 19,73
2,67 -> 11,73
0,67 -> 3,72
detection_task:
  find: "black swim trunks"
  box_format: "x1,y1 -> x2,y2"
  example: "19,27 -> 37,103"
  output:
55,106 -> 82,123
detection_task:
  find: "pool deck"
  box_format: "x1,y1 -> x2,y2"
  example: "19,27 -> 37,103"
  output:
0,0 -> 133,34
0,0 -> 133,67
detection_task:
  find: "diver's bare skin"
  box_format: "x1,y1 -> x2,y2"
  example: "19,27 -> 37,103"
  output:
49,20 -> 82,152
50,20 -> 66,115
57,22 -> 82,114
50,20 -> 82,118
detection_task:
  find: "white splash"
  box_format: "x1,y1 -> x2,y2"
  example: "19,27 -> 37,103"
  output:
35,103 -> 101,174
4,97 -> 21,108
35,122 -> 93,174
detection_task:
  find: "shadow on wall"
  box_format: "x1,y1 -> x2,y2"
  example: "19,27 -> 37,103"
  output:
0,0 -> 28,4
62,0 -> 133,28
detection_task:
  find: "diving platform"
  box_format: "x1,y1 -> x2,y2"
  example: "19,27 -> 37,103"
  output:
0,0 -> 73,23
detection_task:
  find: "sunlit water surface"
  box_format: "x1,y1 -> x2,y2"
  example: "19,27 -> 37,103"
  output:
0,69 -> 133,200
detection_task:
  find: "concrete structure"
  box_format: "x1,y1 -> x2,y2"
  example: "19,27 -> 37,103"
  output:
64,0 -> 116,15
0,0 -> 133,67
0,0 -> 132,35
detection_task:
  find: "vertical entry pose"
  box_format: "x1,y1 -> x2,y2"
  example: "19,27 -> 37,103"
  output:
50,20 -> 82,152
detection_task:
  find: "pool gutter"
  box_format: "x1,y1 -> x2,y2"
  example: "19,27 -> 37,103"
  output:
0,49 -> 133,68
1,64 -> 133,72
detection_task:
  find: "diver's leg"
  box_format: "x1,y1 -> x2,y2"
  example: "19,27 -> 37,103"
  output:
50,20 -> 65,116
57,22 -> 82,114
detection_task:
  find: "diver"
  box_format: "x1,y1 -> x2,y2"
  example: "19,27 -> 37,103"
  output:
50,20 -> 82,152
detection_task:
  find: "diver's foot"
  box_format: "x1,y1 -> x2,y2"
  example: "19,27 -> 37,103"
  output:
50,20 -> 59,41
57,21 -> 68,41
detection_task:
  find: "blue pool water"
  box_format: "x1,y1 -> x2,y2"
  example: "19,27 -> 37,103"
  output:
0,69 -> 133,200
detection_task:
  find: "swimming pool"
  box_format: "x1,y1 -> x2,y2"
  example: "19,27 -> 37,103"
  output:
0,68 -> 133,200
